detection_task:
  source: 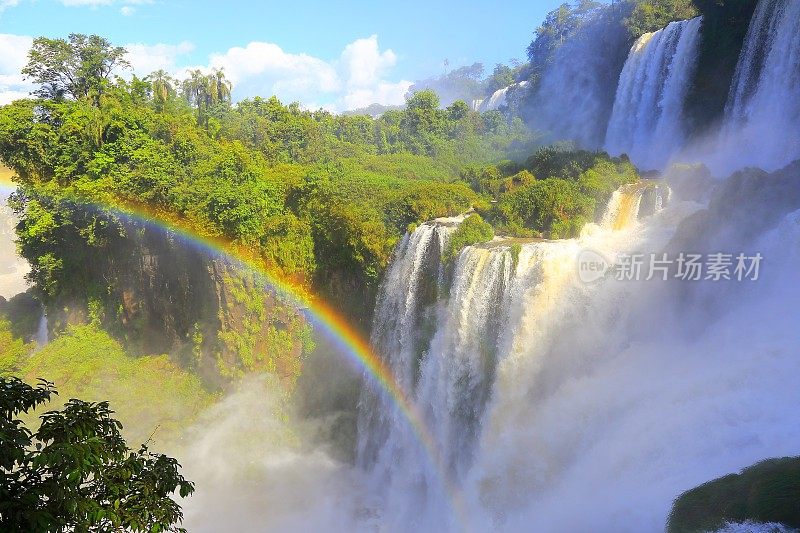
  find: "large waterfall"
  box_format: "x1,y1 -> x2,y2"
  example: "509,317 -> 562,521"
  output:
720,0 -> 800,171
530,5 -> 632,149
605,17 -> 703,170
353,162 -> 800,531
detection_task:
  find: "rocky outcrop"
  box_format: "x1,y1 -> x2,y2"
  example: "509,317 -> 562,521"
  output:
668,457 -> 800,532
45,219 -> 310,387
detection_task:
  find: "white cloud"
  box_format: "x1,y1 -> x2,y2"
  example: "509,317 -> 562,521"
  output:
207,42 -> 340,98
0,34 -> 34,103
205,35 -> 411,111
124,41 -> 194,75
0,32 -> 410,112
119,5 -> 133,15
0,0 -> 21,13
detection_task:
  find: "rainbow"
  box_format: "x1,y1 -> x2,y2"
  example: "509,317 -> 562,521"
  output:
0,173 -> 469,527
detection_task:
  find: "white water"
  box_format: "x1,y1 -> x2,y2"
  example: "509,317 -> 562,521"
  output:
605,17 -> 703,170
531,5 -> 632,149
719,0 -> 800,171
34,311 -> 48,346
350,165 -> 800,531
479,81 -> 528,112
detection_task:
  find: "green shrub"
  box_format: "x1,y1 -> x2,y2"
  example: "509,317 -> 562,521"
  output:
17,323 -> 215,444
624,0 -> 699,38
443,214 -> 494,263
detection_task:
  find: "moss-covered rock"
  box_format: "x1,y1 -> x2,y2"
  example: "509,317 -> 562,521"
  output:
668,457 -> 800,533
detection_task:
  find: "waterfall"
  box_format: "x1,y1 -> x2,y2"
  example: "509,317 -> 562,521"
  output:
605,17 -> 703,170
530,4 -> 632,149
35,310 -> 48,346
600,181 -> 671,230
358,166 -> 800,530
720,0 -> 800,171
479,81 -> 528,112
357,182 -> 677,527
416,245 -> 513,480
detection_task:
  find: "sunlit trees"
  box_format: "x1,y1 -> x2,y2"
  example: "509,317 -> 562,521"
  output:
147,69 -> 176,112
22,34 -> 129,105
624,0 -> 699,37
0,377 -> 194,532
485,64 -> 517,95
181,68 -> 232,129
526,1 -> 602,83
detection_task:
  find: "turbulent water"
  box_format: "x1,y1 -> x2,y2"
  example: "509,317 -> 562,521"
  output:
605,18 -> 703,170
530,6 -> 631,148
110,4 -> 800,531
348,158 -> 800,531
479,81 -> 528,112
162,4 -> 800,530
719,0 -> 800,171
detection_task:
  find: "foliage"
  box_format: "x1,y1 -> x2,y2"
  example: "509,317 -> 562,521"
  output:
624,0 -> 699,37
2,32 -> 628,340
0,319 -> 31,375
0,376 -> 194,532
526,1 -> 603,83
443,214 -> 494,263
22,34 -> 129,104
480,148 -> 638,238
668,457 -> 800,532
0,291 -> 44,342
10,323 -> 215,443
181,68 -> 232,129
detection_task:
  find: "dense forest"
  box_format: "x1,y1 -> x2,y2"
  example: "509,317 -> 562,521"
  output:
2,0 -> 794,530
0,29 -> 645,384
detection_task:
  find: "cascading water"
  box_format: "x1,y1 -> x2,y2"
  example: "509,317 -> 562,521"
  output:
605,17 -> 703,170
601,181 -> 671,230
479,81 -> 528,112
356,216 -> 465,529
530,4 -> 632,149
35,311 -> 48,346
358,182 -> 676,528
357,160 -> 800,531
720,0 -> 800,171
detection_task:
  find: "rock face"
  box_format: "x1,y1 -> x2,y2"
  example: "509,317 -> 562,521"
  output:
669,159 -> 800,253
45,220 -> 309,386
668,457 -> 800,533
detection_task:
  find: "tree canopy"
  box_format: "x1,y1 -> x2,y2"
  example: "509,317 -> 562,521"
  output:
22,34 -> 129,105
0,377 -> 194,532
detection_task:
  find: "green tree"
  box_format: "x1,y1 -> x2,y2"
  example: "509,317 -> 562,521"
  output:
485,64 -> 517,95
181,69 -> 232,129
147,69 -> 176,112
526,1 -> 602,69
0,377 -> 194,532
624,0 -> 699,37
22,34 -> 129,105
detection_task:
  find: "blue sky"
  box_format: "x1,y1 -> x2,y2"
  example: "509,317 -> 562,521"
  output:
0,0 -> 569,110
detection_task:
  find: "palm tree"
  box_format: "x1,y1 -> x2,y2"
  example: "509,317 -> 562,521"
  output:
148,69 -> 174,111
209,68 -> 232,106
181,69 -> 233,129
